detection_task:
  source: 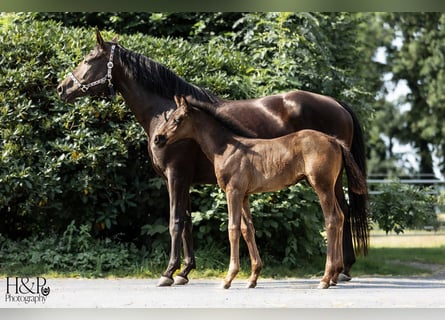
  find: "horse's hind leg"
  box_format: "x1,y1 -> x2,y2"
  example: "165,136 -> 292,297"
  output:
335,178 -> 355,281
241,196 -> 262,288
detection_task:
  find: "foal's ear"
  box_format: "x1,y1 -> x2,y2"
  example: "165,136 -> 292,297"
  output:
174,95 -> 182,108
174,95 -> 189,110
96,28 -> 105,48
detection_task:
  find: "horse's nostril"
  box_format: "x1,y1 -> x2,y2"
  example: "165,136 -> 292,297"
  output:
57,85 -> 63,95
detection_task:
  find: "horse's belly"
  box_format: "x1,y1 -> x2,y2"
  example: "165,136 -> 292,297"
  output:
249,173 -> 303,194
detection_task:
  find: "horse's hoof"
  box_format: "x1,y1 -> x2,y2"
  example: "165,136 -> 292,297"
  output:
330,279 -> 337,286
317,281 -> 330,289
338,273 -> 352,282
246,281 -> 257,288
157,276 -> 174,287
174,275 -> 189,285
221,281 -> 231,289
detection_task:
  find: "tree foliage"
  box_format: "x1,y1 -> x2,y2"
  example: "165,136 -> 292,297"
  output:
376,13 -> 445,177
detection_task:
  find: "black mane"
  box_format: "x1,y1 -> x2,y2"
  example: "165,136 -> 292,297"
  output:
186,96 -> 257,139
115,44 -> 221,104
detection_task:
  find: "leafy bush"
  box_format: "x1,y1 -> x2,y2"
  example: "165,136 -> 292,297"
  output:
370,182 -> 439,234
0,222 -> 157,276
0,17 -> 167,243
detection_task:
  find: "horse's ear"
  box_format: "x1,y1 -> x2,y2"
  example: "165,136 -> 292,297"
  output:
96,28 -> 105,48
111,35 -> 119,43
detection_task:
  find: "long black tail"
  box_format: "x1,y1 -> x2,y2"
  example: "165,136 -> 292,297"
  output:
337,100 -> 370,256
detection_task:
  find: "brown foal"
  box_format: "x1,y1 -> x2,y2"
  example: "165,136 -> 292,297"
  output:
154,96 -> 367,289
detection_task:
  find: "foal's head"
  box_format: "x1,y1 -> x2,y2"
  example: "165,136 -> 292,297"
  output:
57,29 -> 118,102
154,95 -> 194,148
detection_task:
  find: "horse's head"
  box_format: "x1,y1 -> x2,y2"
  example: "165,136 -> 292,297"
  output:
57,29 -> 118,102
154,95 -> 194,148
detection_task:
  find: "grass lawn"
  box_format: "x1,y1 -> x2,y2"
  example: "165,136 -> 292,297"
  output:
189,229 -> 445,280
351,229 -> 445,277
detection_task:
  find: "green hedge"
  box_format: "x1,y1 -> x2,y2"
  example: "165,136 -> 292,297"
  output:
1,13 -> 376,270
1,16 -> 158,244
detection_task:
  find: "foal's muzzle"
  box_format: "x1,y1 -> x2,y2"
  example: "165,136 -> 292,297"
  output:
154,135 -> 167,147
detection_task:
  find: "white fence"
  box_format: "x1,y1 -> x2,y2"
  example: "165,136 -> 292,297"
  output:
366,177 -> 445,195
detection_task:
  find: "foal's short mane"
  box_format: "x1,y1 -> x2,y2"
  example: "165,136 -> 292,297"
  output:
115,43 -> 221,104
186,96 -> 257,138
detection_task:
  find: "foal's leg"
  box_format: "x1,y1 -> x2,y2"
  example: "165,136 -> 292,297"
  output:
316,189 -> 344,289
222,190 -> 243,289
241,196 -> 262,288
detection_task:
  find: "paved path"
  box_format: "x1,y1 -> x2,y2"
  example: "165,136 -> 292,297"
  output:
1,276 -> 445,308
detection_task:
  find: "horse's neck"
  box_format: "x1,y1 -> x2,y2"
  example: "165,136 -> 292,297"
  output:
114,68 -> 172,138
190,111 -> 240,163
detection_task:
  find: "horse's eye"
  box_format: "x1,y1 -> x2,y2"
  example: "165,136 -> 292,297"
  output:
84,52 -> 97,64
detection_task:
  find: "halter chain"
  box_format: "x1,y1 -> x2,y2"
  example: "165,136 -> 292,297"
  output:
69,44 -> 116,96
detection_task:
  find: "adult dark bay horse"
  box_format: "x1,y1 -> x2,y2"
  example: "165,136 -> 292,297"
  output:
57,30 -> 369,286
154,95 -> 368,289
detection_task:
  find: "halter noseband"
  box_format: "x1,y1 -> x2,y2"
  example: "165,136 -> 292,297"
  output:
69,44 -> 116,96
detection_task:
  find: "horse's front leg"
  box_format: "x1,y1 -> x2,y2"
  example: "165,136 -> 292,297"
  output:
222,190 -> 243,289
157,175 -> 192,286
241,196 -> 262,288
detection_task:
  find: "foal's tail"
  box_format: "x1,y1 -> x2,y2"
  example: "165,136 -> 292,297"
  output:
340,143 -> 370,256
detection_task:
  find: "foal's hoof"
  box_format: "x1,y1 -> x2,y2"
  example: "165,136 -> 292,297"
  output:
246,281 -> 257,288
174,275 -> 189,285
157,276 -> 174,287
317,281 -> 330,289
221,281 -> 231,289
338,273 -> 352,282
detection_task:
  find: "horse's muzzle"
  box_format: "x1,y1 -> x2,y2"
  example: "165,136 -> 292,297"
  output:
57,84 -> 65,98
57,84 -> 71,102
154,135 -> 167,147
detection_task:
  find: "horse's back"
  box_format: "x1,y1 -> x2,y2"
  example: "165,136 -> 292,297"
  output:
216,90 -> 353,144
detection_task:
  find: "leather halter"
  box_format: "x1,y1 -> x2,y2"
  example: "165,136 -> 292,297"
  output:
69,44 -> 116,96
